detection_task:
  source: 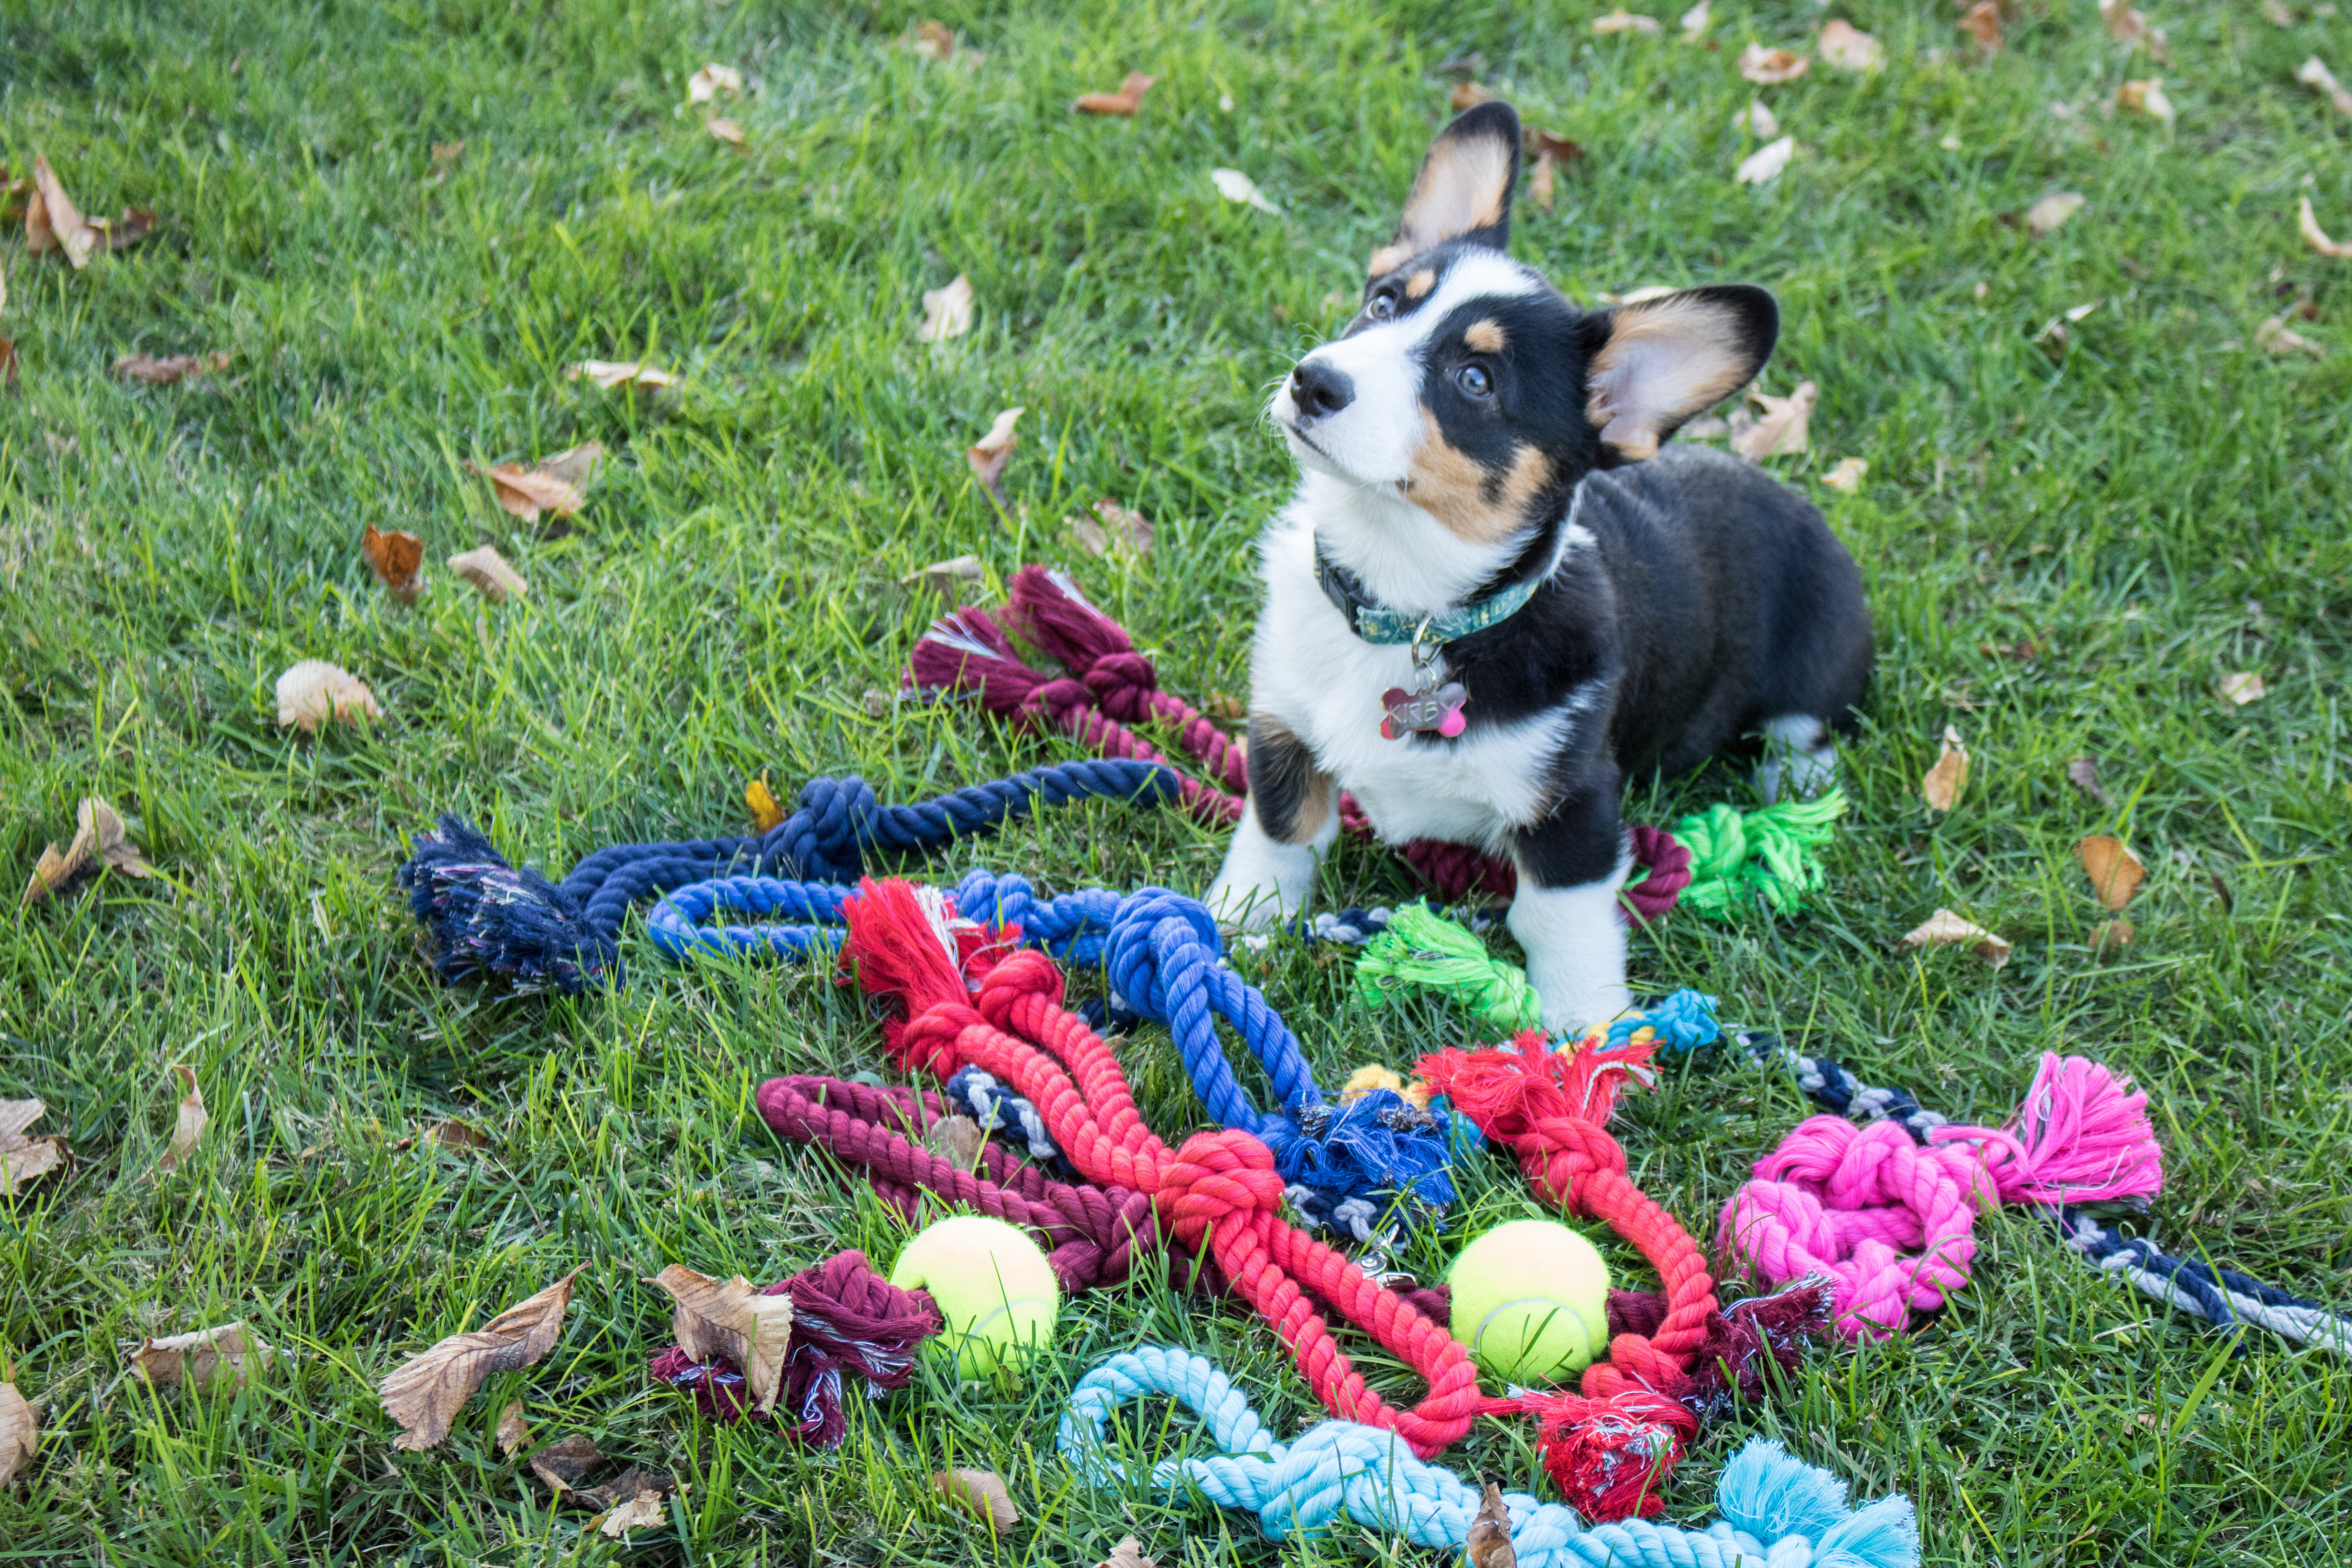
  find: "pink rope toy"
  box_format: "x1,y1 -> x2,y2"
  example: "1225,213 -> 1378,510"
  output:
1718,1054 -> 2163,1340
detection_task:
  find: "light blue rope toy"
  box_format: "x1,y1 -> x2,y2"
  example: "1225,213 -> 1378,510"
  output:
1060,1346 -> 1920,1568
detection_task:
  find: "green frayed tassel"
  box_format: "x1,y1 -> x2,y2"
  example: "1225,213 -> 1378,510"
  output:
1354,902 -> 1543,1035
1673,788 -> 1847,918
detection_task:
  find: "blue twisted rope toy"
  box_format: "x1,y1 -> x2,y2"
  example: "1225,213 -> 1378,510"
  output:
396,760 -> 1180,993
1059,1345 -> 1920,1567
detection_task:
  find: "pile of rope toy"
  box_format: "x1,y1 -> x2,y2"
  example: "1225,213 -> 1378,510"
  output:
1061,1345 -> 1919,1568
906,564 -> 1847,917
1357,903 -> 2352,1355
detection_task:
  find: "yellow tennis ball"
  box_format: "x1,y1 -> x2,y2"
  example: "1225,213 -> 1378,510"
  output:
1446,1219 -> 1611,1386
888,1215 -> 1060,1378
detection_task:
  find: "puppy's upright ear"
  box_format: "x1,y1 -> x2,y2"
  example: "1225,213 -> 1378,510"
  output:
1369,101 -> 1522,276
1584,285 -> 1778,462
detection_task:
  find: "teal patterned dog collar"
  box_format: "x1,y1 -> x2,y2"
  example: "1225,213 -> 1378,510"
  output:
1313,541 -> 1546,646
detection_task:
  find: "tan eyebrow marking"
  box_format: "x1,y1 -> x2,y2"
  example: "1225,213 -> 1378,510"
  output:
1406,269 -> 1438,299
1464,319 -> 1505,353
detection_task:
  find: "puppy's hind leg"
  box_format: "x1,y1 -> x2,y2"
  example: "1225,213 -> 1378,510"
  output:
1207,715 -> 1338,931
1753,713 -> 1840,804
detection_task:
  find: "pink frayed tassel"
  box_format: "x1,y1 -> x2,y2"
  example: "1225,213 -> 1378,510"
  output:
1935,1052 -> 2163,1207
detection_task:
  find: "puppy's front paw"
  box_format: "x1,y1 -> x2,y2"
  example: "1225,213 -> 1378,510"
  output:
1526,964 -> 1634,1034
1507,878 -> 1633,1034
1207,811 -> 1319,932
1205,871 -> 1289,932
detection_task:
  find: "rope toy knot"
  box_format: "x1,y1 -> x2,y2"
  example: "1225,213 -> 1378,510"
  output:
1020,676 -> 1097,722
1522,1113 -> 1631,1197
1082,652 -> 1160,716
788,775 -> 883,881
894,1002 -> 981,1079
1104,888 -> 1222,1017
1157,1130 -> 1285,1251
1497,1386 -> 1700,1522
973,948 -> 1067,1022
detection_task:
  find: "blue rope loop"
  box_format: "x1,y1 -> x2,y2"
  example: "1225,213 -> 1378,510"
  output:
1104,888 -> 1457,1236
397,760 -> 1181,993
1058,1346 -> 1922,1568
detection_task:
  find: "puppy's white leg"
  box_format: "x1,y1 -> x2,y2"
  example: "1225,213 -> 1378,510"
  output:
1207,799 -> 1335,931
1755,713 -> 1840,804
1508,860 -> 1633,1034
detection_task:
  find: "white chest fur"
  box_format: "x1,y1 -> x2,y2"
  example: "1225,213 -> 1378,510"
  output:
1247,504 -> 1584,853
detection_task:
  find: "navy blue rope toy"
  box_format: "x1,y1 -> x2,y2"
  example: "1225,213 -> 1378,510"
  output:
397,761 -> 1181,994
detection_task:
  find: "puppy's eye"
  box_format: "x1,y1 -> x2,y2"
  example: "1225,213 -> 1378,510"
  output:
1365,292 -> 1396,320
1455,364 -> 1494,398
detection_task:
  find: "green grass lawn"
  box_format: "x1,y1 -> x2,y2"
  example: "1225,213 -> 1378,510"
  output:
5,0 -> 2351,1561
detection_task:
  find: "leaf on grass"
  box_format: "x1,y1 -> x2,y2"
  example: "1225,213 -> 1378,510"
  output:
1738,45 -> 1809,84
432,141 -> 466,167
706,117 -> 744,146
115,350 -> 233,386
2102,0 -> 2156,44
381,1268 -> 583,1451
21,797 -> 155,906
566,359 -> 674,392
906,20 -> 958,60
746,777 -> 786,833
157,1065 -> 206,1173
529,1433 -> 609,1493
649,1265 -> 794,1416
1524,131 -> 1582,212
129,1322 -> 275,1392
1735,135 -> 1795,186
903,555 -> 984,595
26,155 -> 95,269
1210,168 -> 1279,213
596,1490 -> 669,1539
924,1114 -> 985,1166
1821,457 -> 1867,493
1900,908 -> 2012,968
1680,0 -> 1711,42
688,63 -> 743,103
496,1401 -> 529,1456
1466,1481 -> 1516,1568
1957,1 -> 2003,49
933,1467 -> 1018,1530
1531,153 -> 1556,210
918,274 -> 974,342
2093,918 -> 2134,954
2066,755 -> 2107,803
2076,836 -> 2147,911
2026,192 -> 2086,238
1733,99 -> 1779,137
1093,1539 -> 1156,1568
2116,78 -> 2174,122
0,336 -> 16,389
0,1385 -> 35,1487
276,660 -> 382,733
2255,315 -> 2323,355
2298,197 -> 2352,258
0,1101 -> 64,1197
88,208 -> 156,253
1451,82 -> 1494,111
1090,498 -> 1153,555
472,443 -> 602,523
420,1119 -> 494,1152
2217,670 -> 2266,706
1593,11 -> 1662,36
1818,20 -> 1883,72
1920,725 -> 1969,812
1074,72 -> 1156,115
362,524 -> 424,604
448,545 -> 527,603
967,406 -> 1023,490
2297,56 -> 2352,115
1730,380 -> 1815,460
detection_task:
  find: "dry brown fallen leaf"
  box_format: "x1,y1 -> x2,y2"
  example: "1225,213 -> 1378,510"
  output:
919,274 -> 974,343
1524,130 -> 1583,213
967,406 -> 1023,496
2077,835 -> 2147,911
904,555 -> 984,596
496,1401 -> 530,1456
1957,1 -> 2003,49
2298,197 -> 2352,258
362,523 -> 425,604
473,442 -> 602,524
0,1101 -> 64,1198
2093,918 -> 2134,954
276,660 -> 382,733
1451,81 -> 1494,110
529,1432 -> 608,1493
115,350 -> 233,386
22,796 -> 155,907
1593,11 -> 1662,36
706,117 -> 745,146
2102,0 -> 2159,47
1092,498 -> 1153,555
934,1467 -> 1018,1530
1731,380 -> 1815,460
1074,71 -> 1157,115
1211,168 -> 1279,212
1680,0 -> 1710,42
566,359 -> 674,392
688,63 -> 743,103
2218,670 -> 2266,706
2256,315 -> 2323,355
87,209 -> 156,253
2026,192 -> 2086,238
448,545 -> 527,603
380,1268 -> 583,1451
129,1322 -> 275,1392
1818,20 -> 1884,72
746,776 -> 786,833
1920,725 -> 1969,813
0,335 -> 16,390
156,1065 -> 206,1174
1822,457 -> 1868,493
1901,908 -> 2012,968
649,1265 -> 794,1417
907,19 -> 957,60
1467,1481 -> 1516,1568
0,1384 -> 35,1487
1531,153 -> 1556,210
1094,1539 -> 1156,1568
418,1118 -> 494,1153
2297,57 -> 2352,116
1734,99 -> 1779,137
924,1114 -> 985,1166
2116,78 -> 2174,122
596,1490 -> 669,1539
26,155 -> 95,269
2067,755 -> 2107,804
1738,45 -> 1809,84
432,141 -> 466,168
1735,136 -> 1795,186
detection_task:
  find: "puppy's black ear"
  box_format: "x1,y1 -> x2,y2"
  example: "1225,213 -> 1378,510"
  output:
1369,101 -> 1521,277
1584,285 -> 1779,461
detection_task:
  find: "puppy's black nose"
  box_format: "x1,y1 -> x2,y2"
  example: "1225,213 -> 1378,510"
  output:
1289,360 -> 1355,420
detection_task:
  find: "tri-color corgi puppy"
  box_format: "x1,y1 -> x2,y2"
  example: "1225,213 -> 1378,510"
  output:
1207,100 -> 1873,1028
